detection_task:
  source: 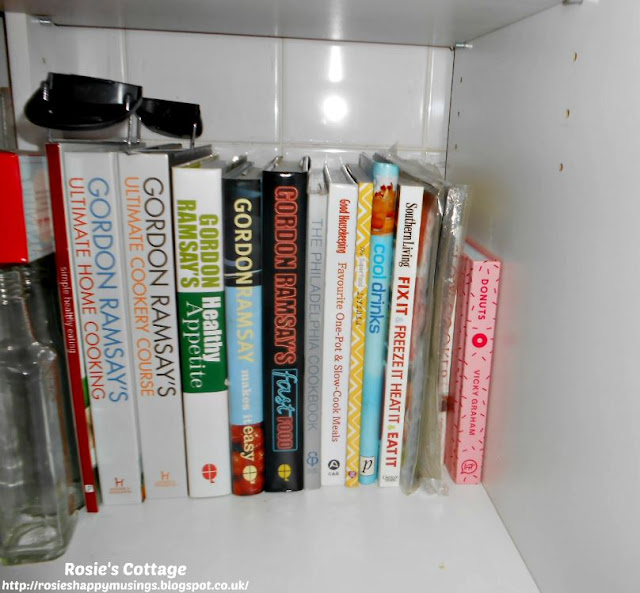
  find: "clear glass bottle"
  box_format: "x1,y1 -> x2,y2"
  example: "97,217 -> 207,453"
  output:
23,259 -> 85,511
0,266 -> 76,565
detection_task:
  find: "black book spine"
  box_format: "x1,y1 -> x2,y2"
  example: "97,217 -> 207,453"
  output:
262,169 -> 307,491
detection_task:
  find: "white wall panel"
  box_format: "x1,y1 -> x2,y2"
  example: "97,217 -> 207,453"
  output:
7,18 -> 451,165
281,39 -> 428,148
126,30 -> 280,144
448,2 -> 640,592
424,47 -> 453,151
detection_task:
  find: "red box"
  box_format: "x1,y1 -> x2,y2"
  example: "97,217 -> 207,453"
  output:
0,151 -> 54,264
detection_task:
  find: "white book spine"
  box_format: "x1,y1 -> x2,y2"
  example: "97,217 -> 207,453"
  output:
173,165 -> 231,498
379,185 -> 424,487
303,177 -> 327,489
320,168 -> 358,486
63,151 -> 142,504
119,153 -> 188,498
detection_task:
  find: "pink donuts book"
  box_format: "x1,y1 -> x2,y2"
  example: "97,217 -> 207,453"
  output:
445,241 -> 501,484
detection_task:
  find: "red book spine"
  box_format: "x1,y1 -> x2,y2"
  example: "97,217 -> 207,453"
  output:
46,144 -> 99,512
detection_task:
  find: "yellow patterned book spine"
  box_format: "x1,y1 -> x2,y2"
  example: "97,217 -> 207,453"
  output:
345,179 -> 373,487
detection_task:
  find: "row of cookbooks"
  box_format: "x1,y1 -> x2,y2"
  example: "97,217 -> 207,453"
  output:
41,140 -> 501,511
15,73 -> 504,511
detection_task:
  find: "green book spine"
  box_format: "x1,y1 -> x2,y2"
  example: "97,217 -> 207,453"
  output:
173,162 -> 231,498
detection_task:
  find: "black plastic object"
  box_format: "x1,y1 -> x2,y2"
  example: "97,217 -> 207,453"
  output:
137,97 -> 203,139
24,73 -> 143,131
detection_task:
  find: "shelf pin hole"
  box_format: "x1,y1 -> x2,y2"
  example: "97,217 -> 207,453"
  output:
559,163 -> 564,172
573,52 -> 578,62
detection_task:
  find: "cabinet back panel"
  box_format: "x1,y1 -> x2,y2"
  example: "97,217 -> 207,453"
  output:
6,15 -> 451,170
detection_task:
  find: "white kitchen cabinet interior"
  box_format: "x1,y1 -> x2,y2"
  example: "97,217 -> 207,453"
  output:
1,1 -> 636,592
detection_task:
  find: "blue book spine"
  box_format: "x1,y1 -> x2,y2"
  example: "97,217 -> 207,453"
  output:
359,161 -> 399,484
223,171 -> 265,495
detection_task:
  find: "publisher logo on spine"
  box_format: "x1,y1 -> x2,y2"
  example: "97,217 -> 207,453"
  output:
155,470 -> 178,489
461,459 -> 478,475
278,464 -> 292,481
109,477 -> 132,495
243,465 -> 258,483
202,463 -> 218,483
272,369 -> 298,452
360,456 -> 375,476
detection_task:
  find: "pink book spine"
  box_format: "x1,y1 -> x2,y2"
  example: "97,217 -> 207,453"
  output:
445,255 -> 472,474
446,254 -> 501,484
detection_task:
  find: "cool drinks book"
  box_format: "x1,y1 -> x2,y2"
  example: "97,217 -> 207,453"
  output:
359,161 -> 399,485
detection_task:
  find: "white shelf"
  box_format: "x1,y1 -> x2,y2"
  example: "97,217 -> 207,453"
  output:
2,0 -> 560,47
3,486 -> 539,592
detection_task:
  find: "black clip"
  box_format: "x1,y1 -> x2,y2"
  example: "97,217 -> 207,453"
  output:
25,73 -> 143,131
137,97 -> 203,144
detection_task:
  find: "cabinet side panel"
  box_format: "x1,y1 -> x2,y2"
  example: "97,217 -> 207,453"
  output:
448,2 -> 640,592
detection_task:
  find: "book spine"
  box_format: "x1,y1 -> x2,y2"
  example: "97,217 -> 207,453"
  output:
445,256 -> 472,477
320,179 -> 359,486
345,180 -> 373,487
173,168 -> 231,498
439,240 -> 464,470
378,187 -> 423,486
399,195 -> 440,492
448,257 -> 501,484
262,170 -> 307,492
222,175 -> 265,496
119,154 -> 188,498
303,189 -> 326,489
359,162 -> 399,485
439,293 -> 457,467
64,152 -> 142,504
46,144 -> 99,513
